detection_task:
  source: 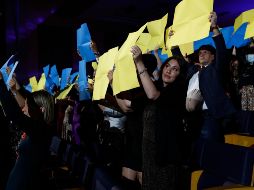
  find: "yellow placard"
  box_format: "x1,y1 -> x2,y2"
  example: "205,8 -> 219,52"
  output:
147,14 -> 168,50
92,47 -> 118,100
113,23 -> 147,95
179,42 -> 194,56
92,62 -> 98,70
234,9 -> 254,32
245,21 -> 254,39
167,0 -> 213,47
29,76 -> 38,92
56,84 -> 74,100
37,73 -> 46,91
136,33 -> 152,53
113,55 -> 140,95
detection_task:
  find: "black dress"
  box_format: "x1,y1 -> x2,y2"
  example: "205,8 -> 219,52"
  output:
119,87 -> 148,172
142,79 -> 190,190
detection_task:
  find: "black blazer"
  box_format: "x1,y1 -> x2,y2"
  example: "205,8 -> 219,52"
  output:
171,34 -> 236,118
198,34 -> 236,118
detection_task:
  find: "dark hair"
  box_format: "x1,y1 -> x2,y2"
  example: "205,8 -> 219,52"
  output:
142,53 -> 157,76
198,45 -> 216,55
157,56 -> 186,88
230,55 -> 244,75
27,90 -> 55,126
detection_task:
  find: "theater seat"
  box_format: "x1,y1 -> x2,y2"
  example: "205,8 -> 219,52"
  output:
225,134 -> 254,148
195,140 -> 254,190
91,167 -> 123,190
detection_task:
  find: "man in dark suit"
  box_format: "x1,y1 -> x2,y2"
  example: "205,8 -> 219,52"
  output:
197,12 -> 236,142
171,12 -> 236,142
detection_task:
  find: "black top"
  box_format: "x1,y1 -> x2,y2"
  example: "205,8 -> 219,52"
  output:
0,80 -> 52,190
154,78 -> 187,166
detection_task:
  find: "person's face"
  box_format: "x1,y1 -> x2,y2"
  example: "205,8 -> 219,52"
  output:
22,99 -> 30,117
199,50 -> 214,65
231,60 -> 239,70
162,59 -> 180,87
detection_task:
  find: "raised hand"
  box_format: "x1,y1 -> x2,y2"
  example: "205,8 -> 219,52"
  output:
209,12 -> 217,27
168,29 -> 174,39
9,78 -> 17,91
131,45 -> 142,64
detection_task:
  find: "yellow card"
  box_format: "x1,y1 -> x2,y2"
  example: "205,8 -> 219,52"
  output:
234,9 -> 254,32
113,55 -> 139,95
136,33 -> 152,53
147,13 -> 168,50
29,76 -> 38,92
93,47 -> 118,100
167,0 -> 213,47
56,84 -> 74,100
179,42 -> 194,56
113,23 -> 147,94
37,73 -> 46,91
245,22 -> 254,39
92,62 -> 98,70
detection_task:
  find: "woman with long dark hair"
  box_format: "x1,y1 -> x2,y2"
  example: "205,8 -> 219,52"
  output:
131,45 -> 190,190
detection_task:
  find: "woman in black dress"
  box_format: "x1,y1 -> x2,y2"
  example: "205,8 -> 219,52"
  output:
131,45 -> 190,190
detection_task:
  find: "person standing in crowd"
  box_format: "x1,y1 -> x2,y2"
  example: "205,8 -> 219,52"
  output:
0,73 -> 55,190
197,12 -> 236,142
180,12 -> 236,142
131,45 -> 189,190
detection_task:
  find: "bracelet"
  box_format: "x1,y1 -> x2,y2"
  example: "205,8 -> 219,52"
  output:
138,68 -> 147,75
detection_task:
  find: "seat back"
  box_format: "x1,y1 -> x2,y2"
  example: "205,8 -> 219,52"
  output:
91,167 -> 123,190
197,140 -> 254,189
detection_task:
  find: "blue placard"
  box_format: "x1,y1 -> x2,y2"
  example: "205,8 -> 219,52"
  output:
60,68 -> 72,90
220,26 -> 234,49
77,23 -> 92,46
229,23 -> 251,48
24,83 -> 32,93
78,60 -> 90,100
0,55 -> 16,84
152,49 -> 169,63
49,65 -> 60,87
43,64 -> 50,77
69,72 -> 79,84
45,76 -> 55,95
76,23 -> 96,62
77,43 -> 96,62
194,32 -> 215,51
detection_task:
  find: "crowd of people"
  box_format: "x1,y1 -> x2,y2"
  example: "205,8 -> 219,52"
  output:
0,11 -> 253,190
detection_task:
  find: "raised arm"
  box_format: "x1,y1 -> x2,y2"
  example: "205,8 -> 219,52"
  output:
210,12 -> 228,72
9,78 -> 26,108
131,45 -> 160,100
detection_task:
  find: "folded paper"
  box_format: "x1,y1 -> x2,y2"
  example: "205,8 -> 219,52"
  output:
93,47 -> 118,100
166,0 -> 213,47
113,23 -> 147,95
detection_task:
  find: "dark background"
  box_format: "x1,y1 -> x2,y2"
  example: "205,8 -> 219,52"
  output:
0,0 -> 254,83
